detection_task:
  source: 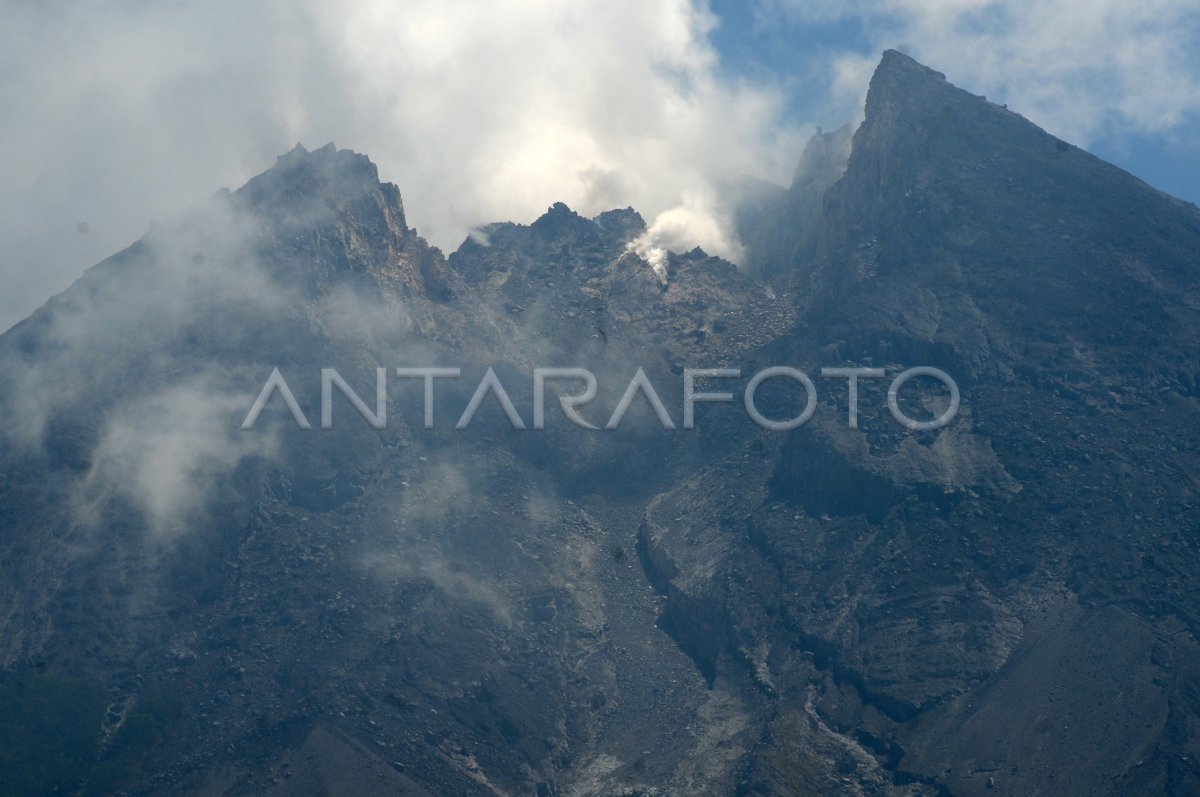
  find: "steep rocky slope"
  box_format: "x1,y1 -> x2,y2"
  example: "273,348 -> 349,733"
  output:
644,51 -> 1200,796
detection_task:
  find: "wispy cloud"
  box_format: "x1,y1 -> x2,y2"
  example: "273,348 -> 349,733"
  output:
76,376 -> 279,537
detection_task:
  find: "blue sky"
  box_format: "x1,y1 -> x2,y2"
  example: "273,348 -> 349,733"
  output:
708,0 -> 882,125
708,0 -> 1200,205
1090,131 -> 1200,207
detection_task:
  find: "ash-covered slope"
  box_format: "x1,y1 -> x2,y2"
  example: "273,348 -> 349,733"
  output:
0,50 -> 1198,797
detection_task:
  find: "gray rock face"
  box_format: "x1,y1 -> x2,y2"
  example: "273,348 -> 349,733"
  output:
1,50 -> 1199,797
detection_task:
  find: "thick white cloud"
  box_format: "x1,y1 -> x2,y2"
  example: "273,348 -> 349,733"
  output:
0,0 -> 804,332
316,0 -> 806,258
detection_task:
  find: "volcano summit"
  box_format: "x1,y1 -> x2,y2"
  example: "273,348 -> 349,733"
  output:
0,51 -> 1198,797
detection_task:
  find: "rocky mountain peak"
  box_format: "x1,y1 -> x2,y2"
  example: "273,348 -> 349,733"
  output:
802,48 -> 1200,388
526,201 -> 605,246
872,48 -> 948,89
593,207 -> 646,240
860,49 -> 957,129
219,143 -> 460,300
237,142 -> 403,226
